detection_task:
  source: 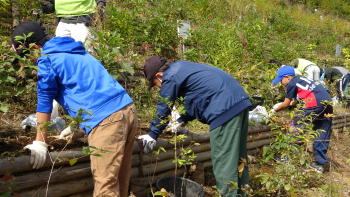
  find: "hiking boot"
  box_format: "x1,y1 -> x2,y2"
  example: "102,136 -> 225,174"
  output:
310,162 -> 324,173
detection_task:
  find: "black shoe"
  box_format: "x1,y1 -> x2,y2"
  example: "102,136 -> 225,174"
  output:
310,162 -> 324,173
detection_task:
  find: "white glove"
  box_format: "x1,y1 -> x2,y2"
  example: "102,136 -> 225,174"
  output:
138,134 -> 157,153
273,102 -> 282,111
269,109 -> 277,116
24,141 -> 48,169
59,126 -> 73,140
169,121 -> 188,134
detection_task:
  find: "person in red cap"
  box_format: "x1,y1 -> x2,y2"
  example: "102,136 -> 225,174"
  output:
138,56 -> 252,196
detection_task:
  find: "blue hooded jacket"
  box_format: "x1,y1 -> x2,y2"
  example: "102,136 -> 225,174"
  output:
148,61 -> 252,139
36,37 -> 133,134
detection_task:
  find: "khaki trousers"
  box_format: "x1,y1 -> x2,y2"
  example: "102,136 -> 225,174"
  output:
88,104 -> 137,197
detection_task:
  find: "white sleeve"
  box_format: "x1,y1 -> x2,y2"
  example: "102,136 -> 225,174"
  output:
305,66 -> 320,81
312,66 -> 320,81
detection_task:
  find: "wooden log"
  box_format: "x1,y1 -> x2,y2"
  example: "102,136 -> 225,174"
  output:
136,137 -> 270,176
132,143 -> 211,167
333,114 -> 350,119
0,163 -> 91,193
0,149 -> 88,176
332,119 -> 348,124
140,151 -> 211,176
18,177 -> 93,197
247,139 -> 272,150
132,132 -> 211,154
248,125 -> 271,134
333,122 -> 350,129
247,131 -> 272,142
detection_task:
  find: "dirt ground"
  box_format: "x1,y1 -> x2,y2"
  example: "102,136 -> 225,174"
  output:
305,128 -> 350,197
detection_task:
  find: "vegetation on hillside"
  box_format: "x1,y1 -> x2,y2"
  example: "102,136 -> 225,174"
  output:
1,0 -> 350,195
1,0 -> 350,116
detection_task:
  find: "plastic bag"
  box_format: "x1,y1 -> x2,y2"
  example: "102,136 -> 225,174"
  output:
249,105 -> 269,123
20,115 -> 66,132
20,100 -> 66,131
332,96 -> 339,105
166,106 -> 188,134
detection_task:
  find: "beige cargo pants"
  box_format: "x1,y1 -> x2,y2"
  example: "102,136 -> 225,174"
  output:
88,104 -> 137,197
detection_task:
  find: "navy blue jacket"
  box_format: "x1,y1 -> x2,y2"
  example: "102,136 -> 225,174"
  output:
148,61 -> 252,139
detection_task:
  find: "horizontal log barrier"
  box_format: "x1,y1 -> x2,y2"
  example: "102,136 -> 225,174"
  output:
0,163 -> 91,193
131,132 -> 211,154
1,113 -> 349,197
333,119 -> 349,124
334,113 -> 350,119
18,177 -> 93,197
248,125 -> 271,134
0,149 -> 89,176
247,131 -> 273,142
333,122 -> 350,129
132,143 -> 211,167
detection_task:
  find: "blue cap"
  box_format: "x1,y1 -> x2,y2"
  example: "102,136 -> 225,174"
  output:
272,65 -> 295,84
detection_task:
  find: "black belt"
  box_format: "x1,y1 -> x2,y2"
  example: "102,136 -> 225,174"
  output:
59,15 -> 92,26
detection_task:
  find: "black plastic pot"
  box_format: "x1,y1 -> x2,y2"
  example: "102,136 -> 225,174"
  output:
156,176 -> 205,197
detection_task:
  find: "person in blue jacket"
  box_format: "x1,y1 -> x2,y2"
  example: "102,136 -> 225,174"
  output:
138,56 -> 252,196
12,21 -> 137,197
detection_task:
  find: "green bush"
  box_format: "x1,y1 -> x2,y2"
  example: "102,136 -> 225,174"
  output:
0,41 -> 38,112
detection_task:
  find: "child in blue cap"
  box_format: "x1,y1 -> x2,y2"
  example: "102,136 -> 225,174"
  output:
271,66 -> 333,173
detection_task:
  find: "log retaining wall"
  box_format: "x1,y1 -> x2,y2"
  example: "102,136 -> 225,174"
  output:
1,114 -> 349,196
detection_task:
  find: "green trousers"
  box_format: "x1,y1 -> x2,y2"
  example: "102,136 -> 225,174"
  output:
210,110 -> 249,197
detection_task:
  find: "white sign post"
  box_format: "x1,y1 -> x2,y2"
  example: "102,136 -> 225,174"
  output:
335,44 -> 342,57
177,20 -> 190,58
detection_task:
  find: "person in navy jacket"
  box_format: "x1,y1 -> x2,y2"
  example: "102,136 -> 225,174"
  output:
271,65 -> 333,173
12,21 -> 136,197
138,56 -> 252,196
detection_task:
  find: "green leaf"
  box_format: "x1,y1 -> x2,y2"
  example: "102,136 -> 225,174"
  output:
6,76 -> 16,83
69,158 -> 78,166
284,184 -> 291,191
0,104 -> 9,113
153,190 -> 169,197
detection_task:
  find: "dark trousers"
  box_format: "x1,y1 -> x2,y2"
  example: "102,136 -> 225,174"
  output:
210,110 -> 249,197
293,105 -> 333,165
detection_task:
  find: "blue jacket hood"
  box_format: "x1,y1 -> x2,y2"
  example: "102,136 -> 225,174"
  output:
42,37 -> 86,55
36,36 -> 133,134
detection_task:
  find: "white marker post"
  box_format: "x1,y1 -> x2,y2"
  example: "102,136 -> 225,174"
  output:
177,20 -> 190,58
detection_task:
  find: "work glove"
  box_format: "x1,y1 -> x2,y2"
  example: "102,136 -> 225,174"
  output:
138,134 -> 157,153
273,102 -> 282,111
269,102 -> 282,116
59,126 -> 73,140
24,141 -> 48,169
59,126 -> 85,143
168,121 -> 188,134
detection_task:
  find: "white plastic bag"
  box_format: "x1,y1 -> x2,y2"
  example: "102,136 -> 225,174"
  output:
249,105 -> 269,123
20,100 -> 66,131
332,96 -> 339,105
166,106 -> 188,134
